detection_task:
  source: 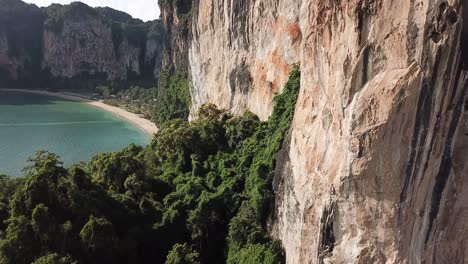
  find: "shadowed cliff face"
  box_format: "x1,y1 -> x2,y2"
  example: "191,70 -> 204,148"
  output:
179,0 -> 468,263
0,0 -> 45,85
0,0 -> 164,88
159,0 -> 192,72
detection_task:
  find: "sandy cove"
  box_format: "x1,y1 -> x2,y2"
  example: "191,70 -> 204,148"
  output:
0,89 -> 158,136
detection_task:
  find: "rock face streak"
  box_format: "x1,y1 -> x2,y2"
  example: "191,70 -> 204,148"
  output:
187,0 -> 468,262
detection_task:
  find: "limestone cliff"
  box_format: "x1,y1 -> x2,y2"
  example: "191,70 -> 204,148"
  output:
0,0 -> 164,88
170,0 -> 468,262
0,0 -> 45,85
2,0 -> 466,262
0,28 -> 19,80
189,0 -> 301,120
159,0 -> 192,71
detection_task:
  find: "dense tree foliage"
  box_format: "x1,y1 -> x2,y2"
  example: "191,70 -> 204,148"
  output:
44,2 -> 98,33
100,69 -> 191,125
104,86 -> 159,118
0,68 -> 300,263
102,72 -> 191,126
152,70 -> 191,126
0,175 -> 24,232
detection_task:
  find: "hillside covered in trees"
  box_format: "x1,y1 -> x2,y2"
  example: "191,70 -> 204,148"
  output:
0,69 -> 300,264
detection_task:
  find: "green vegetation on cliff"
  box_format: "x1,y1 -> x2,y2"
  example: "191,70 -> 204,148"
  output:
100,68 -> 191,126
152,70 -> 191,125
159,0 -> 193,32
0,68 -> 300,264
44,2 -> 98,33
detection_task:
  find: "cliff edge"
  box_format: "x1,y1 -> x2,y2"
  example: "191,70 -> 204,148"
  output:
176,0 -> 468,262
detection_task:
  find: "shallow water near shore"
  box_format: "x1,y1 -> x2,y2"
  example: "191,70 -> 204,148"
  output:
0,91 -> 150,176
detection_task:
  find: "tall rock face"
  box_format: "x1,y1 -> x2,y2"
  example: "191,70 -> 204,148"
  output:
0,0 -> 164,88
42,13 -> 138,81
0,0 -> 45,85
159,0 -> 192,71
181,0 -> 468,263
189,0 -> 302,120
271,1 -> 468,263
0,28 -> 18,80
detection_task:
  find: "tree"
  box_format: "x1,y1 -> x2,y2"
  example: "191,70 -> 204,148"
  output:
165,243 -> 201,264
32,253 -> 77,264
0,216 -> 40,264
88,144 -> 145,193
152,70 -> 191,126
32,204 -> 53,245
0,175 -> 23,230
79,216 -> 118,263
0,68 -> 300,264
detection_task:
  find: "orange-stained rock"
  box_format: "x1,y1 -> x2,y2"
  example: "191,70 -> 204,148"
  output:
186,0 -> 468,263
189,0 -> 302,120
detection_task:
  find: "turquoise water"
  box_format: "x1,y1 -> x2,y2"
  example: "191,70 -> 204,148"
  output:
0,91 -> 151,176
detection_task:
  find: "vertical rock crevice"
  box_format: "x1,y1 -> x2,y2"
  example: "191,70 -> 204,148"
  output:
317,202 -> 336,264
184,0 -> 468,263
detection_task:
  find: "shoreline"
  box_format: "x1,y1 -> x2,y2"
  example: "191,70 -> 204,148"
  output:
0,88 -> 158,136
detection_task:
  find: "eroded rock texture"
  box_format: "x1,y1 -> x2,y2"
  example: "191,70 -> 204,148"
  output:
189,0 -> 302,120
186,0 -> 468,262
0,0 -> 164,86
160,0 -> 192,71
0,29 -> 19,79
43,18 -> 141,80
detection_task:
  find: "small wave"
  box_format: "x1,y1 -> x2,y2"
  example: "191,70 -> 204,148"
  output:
0,121 -> 117,127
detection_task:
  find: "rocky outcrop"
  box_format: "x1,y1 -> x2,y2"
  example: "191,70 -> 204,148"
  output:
0,29 -> 16,79
0,0 -> 164,87
42,18 -> 140,80
159,0 -> 192,72
146,37 -> 164,79
271,1 -> 467,263
183,0 -> 468,263
189,0 -> 301,120
0,0 -> 45,85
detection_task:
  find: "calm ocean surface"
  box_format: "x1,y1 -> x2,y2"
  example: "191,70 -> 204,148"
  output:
0,91 -> 150,176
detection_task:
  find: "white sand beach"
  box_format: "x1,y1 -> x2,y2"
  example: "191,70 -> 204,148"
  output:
0,89 -> 158,136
